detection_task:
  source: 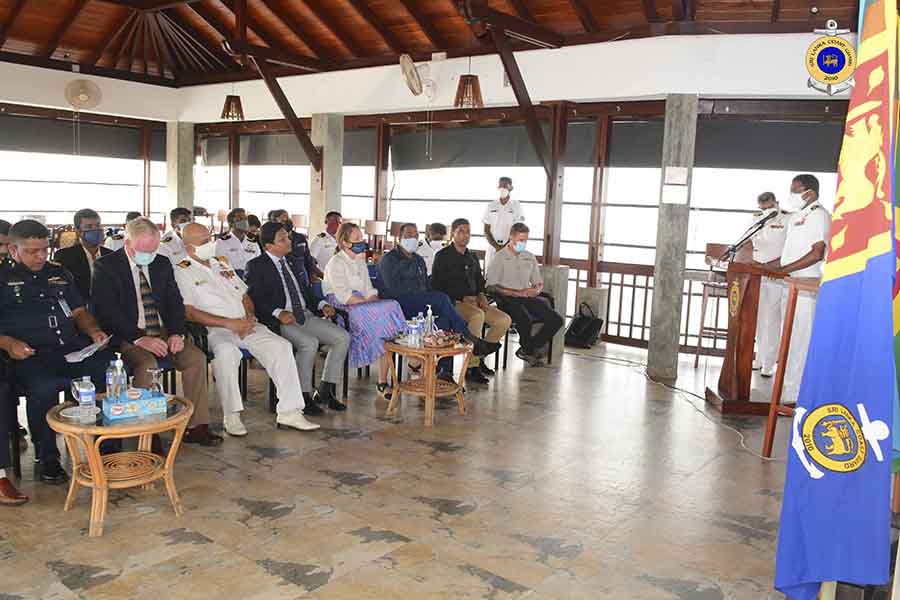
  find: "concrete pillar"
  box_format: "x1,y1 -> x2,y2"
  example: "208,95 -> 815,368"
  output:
647,94 -> 698,381
166,122 -> 194,212
309,113 -> 343,237
540,265 -> 569,364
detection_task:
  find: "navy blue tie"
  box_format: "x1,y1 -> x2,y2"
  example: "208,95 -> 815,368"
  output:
280,258 -> 306,325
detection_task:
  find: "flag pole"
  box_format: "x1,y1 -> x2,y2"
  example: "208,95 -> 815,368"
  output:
818,581 -> 836,599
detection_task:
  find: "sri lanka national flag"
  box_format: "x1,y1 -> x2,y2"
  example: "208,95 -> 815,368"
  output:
774,0 -> 896,597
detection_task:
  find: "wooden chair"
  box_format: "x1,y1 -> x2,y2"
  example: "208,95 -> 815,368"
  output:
693,275 -> 729,368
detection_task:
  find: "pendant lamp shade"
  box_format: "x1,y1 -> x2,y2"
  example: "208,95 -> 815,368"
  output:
220,94 -> 245,121
453,74 -> 484,109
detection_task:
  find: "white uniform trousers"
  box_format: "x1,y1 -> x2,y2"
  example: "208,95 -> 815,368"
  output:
780,287 -> 818,406
207,324 -> 304,416
755,277 -> 784,371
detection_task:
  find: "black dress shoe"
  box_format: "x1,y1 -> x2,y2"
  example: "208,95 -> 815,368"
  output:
479,363 -> 496,377
315,382 -> 346,412
303,393 -> 325,416
437,371 -> 456,384
515,347 -> 544,368
183,426 -> 222,447
461,332 -> 501,358
39,460 -> 69,484
465,367 -> 490,385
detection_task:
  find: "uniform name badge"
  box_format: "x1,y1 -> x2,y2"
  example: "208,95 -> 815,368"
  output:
58,298 -> 73,317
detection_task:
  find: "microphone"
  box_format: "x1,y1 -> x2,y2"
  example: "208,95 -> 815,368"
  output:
753,210 -> 779,228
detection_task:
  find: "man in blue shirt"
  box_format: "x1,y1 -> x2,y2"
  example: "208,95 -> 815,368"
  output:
378,223 -> 500,380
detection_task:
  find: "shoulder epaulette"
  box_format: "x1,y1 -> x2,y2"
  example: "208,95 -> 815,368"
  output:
810,205 -> 820,211
218,233 -> 232,240
162,234 -> 174,242
47,260 -> 61,267
176,260 -> 191,268
216,256 -> 229,264
112,233 -> 124,240
753,211 -> 763,217
317,232 -> 326,238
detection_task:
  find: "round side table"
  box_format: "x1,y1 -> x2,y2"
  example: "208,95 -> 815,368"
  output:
46,397 -> 194,537
383,340 -> 473,427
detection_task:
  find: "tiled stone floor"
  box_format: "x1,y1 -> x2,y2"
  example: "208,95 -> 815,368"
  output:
1,345 -> 791,599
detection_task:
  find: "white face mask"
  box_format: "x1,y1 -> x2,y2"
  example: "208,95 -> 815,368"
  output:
499,188 -> 510,200
192,240 -> 216,261
787,191 -> 808,210
400,238 -> 419,254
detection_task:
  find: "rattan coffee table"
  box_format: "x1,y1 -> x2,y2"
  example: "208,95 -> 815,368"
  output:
46,397 -> 194,537
384,340 -> 473,427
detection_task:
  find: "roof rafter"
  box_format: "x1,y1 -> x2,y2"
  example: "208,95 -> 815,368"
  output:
163,7 -> 238,68
507,0 -> 535,22
257,0 -> 333,59
640,0 -> 662,23
301,0 -> 364,57
344,0 -> 403,53
567,0 -> 599,32
41,0 -> 90,58
86,9 -> 136,66
397,0 -> 447,49
0,0 -> 28,49
221,0 -> 304,58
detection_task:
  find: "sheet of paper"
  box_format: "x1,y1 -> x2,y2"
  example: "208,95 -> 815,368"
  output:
64,336 -> 110,363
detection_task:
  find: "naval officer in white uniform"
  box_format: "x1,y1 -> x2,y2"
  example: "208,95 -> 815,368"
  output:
762,174 -> 831,406
309,211 -> 341,270
483,176 -> 525,267
174,223 -> 320,435
749,192 -> 789,377
215,208 -> 261,277
158,207 -> 192,264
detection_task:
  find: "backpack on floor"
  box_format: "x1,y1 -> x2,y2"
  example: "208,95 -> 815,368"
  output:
564,302 -> 604,349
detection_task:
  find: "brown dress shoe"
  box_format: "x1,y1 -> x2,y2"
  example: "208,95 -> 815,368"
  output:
0,477 -> 28,506
183,424 -> 224,447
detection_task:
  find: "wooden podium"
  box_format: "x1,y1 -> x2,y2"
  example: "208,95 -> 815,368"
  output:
702,245 -> 784,415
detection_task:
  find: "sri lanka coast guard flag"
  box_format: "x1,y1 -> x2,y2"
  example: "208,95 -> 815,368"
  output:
774,0 -> 896,597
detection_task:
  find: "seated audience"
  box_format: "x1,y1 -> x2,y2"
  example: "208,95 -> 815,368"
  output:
268,209 -> 322,281
416,222 -> 447,276
378,222 -> 500,381
105,211 -> 142,252
216,208 -> 261,278
158,207 -> 192,264
174,224 -> 319,435
310,211 -> 342,271
432,218 -> 511,384
0,220 -> 114,483
54,208 -> 113,302
92,217 -> 220,446
322,222 -> 405,399
485,223 -> 563,367
245,222 -> 350,413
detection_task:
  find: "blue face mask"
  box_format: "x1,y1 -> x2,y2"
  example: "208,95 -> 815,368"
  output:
81,229 -> 104,246
350,241 -> 368,255
134,251 -> 157,266
514,241 -> 527,253
400,238 -> 419,254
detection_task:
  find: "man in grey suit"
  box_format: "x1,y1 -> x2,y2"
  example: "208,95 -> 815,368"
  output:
244,222 -> 349,413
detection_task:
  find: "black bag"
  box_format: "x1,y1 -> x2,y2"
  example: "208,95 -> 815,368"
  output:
564,302 -> 604,349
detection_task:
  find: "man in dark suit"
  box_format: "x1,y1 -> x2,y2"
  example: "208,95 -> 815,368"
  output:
245,222 -> 349,412
267,209 -> 322,282
54,208 -> 113,302
92,217 -> 220,446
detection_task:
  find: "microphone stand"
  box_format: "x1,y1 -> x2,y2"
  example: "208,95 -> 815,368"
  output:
718,212 -> 778,263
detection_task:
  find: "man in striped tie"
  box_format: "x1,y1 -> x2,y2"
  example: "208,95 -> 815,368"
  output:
92,218 -> 220,446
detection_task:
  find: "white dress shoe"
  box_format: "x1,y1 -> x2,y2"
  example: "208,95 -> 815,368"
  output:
752,359 -> 761,370
276,410 -> 321,431
760,365 -> 777,378
224,413 -> 248,437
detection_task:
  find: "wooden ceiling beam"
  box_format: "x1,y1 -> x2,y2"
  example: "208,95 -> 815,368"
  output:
770,0 -> 780,22
111,14 -> 141,68
397,0 -> 447,49
163,8 -> 237,67
507,0 -> 534,22
344,0 -> 403,53
672,0 -> 685,21
568,0 -> 599,33
0,49 -> 176,85
0,0 -> 28,49
251,55 -> 322,171
86,10 -> 136,66
461,0 -> 564,48
301,0 -> 364,57
41,0 -> 90,58
183,2 -> 231,41
159,13 -> 207,70
640,0 -> 662,23
258,0 -> 332,59
229,40 -> 326,71
103,0 -> 203,10
147,11 -> 179,76
221,0 -> 296,56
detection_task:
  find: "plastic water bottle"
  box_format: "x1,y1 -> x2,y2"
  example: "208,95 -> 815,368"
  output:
75,376 -> 96,421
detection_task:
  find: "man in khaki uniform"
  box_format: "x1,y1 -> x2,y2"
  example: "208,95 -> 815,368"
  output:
485,222 -> 563,367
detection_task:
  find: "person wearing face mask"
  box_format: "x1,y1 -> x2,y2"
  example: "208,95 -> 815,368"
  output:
378,223 -> 502,383
483,176 -> 525,268
486,222 -> 563,367
268,209 -> 323,282
91,217 -> 220,447
310,211 -> 342,271
104,211 -> 142,252
760,174 -> 832,406
0,220 -> 113,485
749,192 -> 789,377
215,208 -> 261,278
247,214 -> 262,241
174,223 -> 320,434
54,208 -> 114,302
322,222 -> 407,399
415,222 -> 447,276
158,207 -> 192,264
